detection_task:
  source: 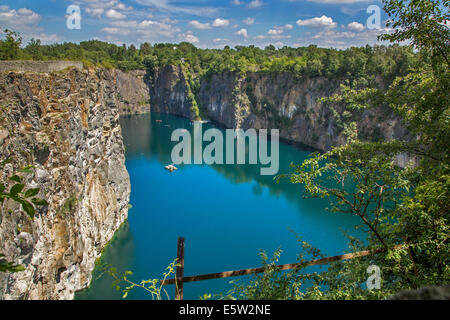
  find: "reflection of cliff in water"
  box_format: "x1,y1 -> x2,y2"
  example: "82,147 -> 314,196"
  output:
75,222 -> 135,300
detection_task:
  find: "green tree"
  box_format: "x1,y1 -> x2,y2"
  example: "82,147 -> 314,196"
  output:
0,160 -> 48,272
223,0 -> 449,299
0,29 -> 22,60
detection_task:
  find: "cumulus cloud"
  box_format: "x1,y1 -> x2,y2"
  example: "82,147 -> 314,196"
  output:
180,31 -> 199,43
188,18 -> 229,29
213,38 -> 229,43
86,8 -> 105,17
212,18 -> 230,27
105,9 -> 126,19
102,17 -> 181,43
0,6 -> 41,31
284,24 -> 293,30
0,5 -> 61,44
268,28 -> 283,35
266,24 -> 294,38
296,15 -> 337,28
188,20 -> 211,29
235,28 -> 248,37
101,27 -> 130,35
306,0 -> 370,3
248,0 -> 264,9
347,21 -> 365,32
295,26 -> 390,49
243,17 -> 255,25
135,0 -> 217,17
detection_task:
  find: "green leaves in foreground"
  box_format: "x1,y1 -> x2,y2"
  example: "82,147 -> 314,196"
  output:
0,166 -> 48,219
104,259 -> 179,300
0,254 -> 25,272
0,162 -> 49,273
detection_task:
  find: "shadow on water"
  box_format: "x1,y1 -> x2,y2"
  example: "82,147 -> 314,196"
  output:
76,222 -> 135,299
76,112 -> 363,300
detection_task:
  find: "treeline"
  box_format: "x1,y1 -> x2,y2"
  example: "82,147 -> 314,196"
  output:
1,28 -> 417,82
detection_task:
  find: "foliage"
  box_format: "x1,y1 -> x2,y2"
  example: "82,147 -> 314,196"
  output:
104,259 -> 179,300
0,158 -> 48,273
0,29 -> 22,60
221,0 -> 449,299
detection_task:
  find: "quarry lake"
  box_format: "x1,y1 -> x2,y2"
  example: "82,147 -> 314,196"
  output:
76,112 -> 361,300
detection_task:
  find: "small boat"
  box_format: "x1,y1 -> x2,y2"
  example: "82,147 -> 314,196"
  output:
156,120 -> 162,123
164,164 -> 178,172
164,124 -> 171,127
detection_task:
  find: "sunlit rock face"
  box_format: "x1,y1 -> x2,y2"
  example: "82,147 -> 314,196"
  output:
150,67 -> 410,153
0,68 -> 130,300
115,69 -> 150,115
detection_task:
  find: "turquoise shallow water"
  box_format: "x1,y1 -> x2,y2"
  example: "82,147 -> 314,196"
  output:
76,112 -> 361,300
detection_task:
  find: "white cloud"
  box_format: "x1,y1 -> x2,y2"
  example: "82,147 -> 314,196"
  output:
295,26 -> 391,49
268,28 -> 283,35
213,38 -> 229,43
235,28 -> 248,37
101,27 -> 130,35
105,9 -> 126,19
188,18 -> 229,29
231,0 -> 242,5
115,2 -> 133,11
135,0 -> 218,17
188,20 -> 211,29
248,0 -> 264,9
86,8 -> 105,17
180,31 -> 199,43
296,15 -> 337,28
347,21 -> 365,32
267,24 -> 293,37
30,33 -> 62,44
306,0 -> 370,3
103,16 -> 181,43
243,17 -> 255,25
0,6 -> 41,31
212,18 -> 230,27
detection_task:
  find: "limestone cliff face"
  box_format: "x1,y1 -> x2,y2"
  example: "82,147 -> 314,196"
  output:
115,69 -> 150,115
0,68 -> 130,300
150,67 -> 409,152
150,65 -> 193,119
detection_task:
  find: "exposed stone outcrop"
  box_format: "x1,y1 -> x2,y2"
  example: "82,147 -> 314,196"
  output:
389,285 -> 450,300
149,67 -> 409,152
115,69 -> 150,115
150,65 -> 193,119
0,68 -> 130,300
0,61 -> 83,73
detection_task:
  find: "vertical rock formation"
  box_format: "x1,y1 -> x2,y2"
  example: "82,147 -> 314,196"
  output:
149,67 -> 409,151
115,69 -> 150,115
0,68 -> 130,300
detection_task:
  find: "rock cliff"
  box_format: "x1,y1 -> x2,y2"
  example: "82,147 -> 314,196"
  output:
0,67 -> 130,299
115,69 -> 150,115
150,66 -> 409,152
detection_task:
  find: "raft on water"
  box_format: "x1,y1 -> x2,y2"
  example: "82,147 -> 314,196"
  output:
164,164 -> 178,172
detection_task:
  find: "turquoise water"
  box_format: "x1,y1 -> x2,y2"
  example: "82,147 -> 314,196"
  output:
76,112 -> 361,300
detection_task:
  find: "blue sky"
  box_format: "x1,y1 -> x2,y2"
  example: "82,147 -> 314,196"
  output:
0,0 -> 389,48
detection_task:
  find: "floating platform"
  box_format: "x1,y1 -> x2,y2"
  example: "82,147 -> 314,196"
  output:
164,164 -> 178,172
